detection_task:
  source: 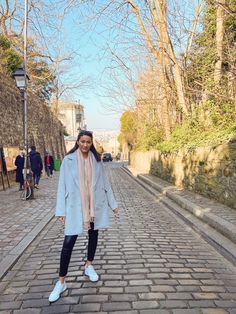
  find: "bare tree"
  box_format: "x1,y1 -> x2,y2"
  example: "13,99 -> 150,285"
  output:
0,0 -> 33,37
77,1 -> 204,113
34,0 -> 206,138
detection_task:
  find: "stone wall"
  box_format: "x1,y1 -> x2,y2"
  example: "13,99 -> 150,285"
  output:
130,140 -> 236,209
0,72 -> 66,170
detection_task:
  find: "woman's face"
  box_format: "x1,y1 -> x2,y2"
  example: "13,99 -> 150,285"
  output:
77,135 -> 92,154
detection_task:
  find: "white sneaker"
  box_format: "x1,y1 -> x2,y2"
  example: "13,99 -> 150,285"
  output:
85,265 -> 99,282
48,281 -> 67,303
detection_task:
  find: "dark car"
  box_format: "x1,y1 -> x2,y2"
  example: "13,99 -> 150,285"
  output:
102,153 -> 113,162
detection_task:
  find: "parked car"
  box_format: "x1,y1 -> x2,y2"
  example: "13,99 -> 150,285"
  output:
102,152 -> 113,162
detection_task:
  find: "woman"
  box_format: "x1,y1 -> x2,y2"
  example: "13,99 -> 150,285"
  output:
15,149 -> 24,190
49,130 -> 119,303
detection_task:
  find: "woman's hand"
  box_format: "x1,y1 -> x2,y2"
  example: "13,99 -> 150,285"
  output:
113,208 -> 119,217
59,216 -> 65,224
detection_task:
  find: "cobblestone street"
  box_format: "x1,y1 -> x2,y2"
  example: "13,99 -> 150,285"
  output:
1,163 -> 236,313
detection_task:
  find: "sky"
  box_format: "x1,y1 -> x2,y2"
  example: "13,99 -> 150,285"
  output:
62,21 -> 121,131
35,1 -> 124,132
29,0 -> 201,132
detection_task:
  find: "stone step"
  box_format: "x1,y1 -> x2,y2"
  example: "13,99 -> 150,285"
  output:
138,173 -> 236,244
122,166 -> 236,266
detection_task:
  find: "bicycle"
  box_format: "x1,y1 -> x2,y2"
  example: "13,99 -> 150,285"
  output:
20,178 -> 32,200
20,168 -> 34,200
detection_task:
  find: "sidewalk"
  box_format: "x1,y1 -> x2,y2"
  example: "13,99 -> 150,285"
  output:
124,166 -> 236,265
0,174 -> 58,280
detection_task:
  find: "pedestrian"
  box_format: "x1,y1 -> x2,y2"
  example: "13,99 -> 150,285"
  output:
116,152 -> 121,161
29,145 -> 43,189
49,130 -> 119,303
44,151 -> 54,178
15,149 -> 24,191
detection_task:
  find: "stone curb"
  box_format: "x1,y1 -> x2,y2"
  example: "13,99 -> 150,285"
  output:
137,173 -> 236,244
0,209 -> 55,280
121,166 -> 236,265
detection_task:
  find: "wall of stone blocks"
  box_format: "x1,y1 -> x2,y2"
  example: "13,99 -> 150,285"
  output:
130,140 -> 236,209
0,72 -> 66,168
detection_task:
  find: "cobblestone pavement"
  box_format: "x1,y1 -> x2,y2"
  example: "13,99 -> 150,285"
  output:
1,162 -> 236,314
0,174 -> 58,263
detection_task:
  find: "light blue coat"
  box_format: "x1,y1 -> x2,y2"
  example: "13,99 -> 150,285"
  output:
55,151 -> 118,235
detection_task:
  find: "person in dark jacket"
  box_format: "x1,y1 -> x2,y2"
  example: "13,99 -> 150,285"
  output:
44,151 -> 54,178
29,146 -> 43,189
15,150 -> 25,190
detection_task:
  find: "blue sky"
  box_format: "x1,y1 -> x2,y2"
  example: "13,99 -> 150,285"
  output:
69,33 -> 121,130
30,0 -> 202,131
49,4 -> 123,132
28,0 -> 124,131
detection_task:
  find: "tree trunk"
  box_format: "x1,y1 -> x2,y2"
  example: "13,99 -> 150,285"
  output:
157,56 -> 171,139
155,0 -> 188,116
214,0 -> 225,85
128,0 -> 188,118
127,0 -> 171,138
157,0 -> 171,138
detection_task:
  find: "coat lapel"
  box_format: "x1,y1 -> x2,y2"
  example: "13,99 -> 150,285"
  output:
67,151 -> 80,188
92,154 -> 100,188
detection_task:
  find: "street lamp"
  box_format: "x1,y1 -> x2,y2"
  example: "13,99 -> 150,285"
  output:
13,67 -> 29,89
13,67 -> 31,199
13,67 -> 29,152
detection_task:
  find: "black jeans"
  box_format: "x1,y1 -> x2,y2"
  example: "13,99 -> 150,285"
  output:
59,222 -> 98,277
19,180 -> 24,189
33,172 -> 41,185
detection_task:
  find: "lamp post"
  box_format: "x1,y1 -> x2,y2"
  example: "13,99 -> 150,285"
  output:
13,0 -> 31,200
13,67 -> 30,198
13,68 -> 29,151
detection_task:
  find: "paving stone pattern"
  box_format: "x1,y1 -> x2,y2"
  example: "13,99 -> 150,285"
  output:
1,163 -> 236,313
0,175 -> 58,263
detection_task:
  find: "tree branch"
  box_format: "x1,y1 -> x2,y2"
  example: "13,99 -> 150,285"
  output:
183,0 -> 204,68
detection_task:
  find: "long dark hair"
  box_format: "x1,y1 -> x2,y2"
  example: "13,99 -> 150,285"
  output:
66,130 -> 101,162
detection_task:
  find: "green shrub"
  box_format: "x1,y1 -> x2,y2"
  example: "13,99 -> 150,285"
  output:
0,35 -> 21,74
135,124 -> 165,151
155,101 -> 236,152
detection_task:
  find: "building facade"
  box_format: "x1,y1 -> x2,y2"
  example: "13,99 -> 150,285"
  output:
58,101 -> 86,137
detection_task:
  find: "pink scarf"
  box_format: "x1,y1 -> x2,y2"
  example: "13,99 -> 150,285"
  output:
77,149 -> 95,230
